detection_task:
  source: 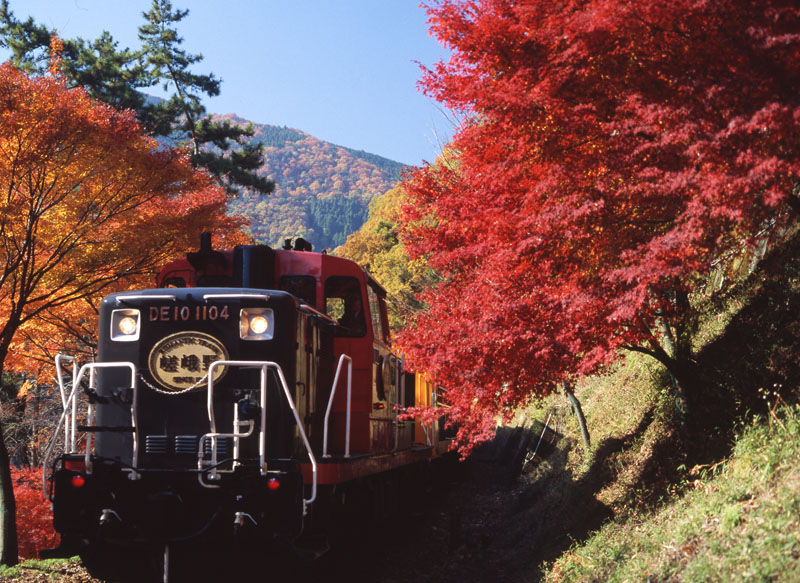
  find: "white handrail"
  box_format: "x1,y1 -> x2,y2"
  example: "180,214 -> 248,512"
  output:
322,354 -> 353,459
43,358 -> 139,496
202,293 -> 270,301
42,367 -> 81,499
55,355 -> 78,452
202,360 -> 318,514
74,362 -> 139,478
116,294 -> 176,302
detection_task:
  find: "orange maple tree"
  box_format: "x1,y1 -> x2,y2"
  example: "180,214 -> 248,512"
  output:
0,58 -> 248,564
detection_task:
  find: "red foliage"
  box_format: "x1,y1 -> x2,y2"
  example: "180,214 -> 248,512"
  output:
11,467 -> 58,559
399,0 -> 800,452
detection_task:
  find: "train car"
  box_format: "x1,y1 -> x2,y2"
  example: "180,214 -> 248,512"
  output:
43,234 -> 452,579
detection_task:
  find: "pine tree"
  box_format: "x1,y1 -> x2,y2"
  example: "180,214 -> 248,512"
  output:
0,0 -> 273,196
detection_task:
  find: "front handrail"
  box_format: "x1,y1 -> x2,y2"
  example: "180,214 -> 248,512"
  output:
43,358 -> 82,499
201,360 -> 318,515
76,362 -> 139,478
322,354 -> 352,459
43,359 -> 140,497
55,355 -> 78,452
202,293 -> 270,301
116,294 -> 177,303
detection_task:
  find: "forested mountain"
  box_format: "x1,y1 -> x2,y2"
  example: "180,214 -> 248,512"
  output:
220,114 -> 407,250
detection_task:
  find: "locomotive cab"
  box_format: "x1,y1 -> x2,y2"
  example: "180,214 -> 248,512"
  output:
155,236 -> 401,458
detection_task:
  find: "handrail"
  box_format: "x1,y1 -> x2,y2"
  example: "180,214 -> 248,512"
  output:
75,362 -> 139,478
43,358 -> 139,496
201,360 -> 318,515
299,303 -> 337,324
201,360 -> 269,483
421,422 -> 432,447
322,354 -> 353,459
392,355 -> 401,453
55,355 -> 78,452
116,294 -> 177,302
202,293 -> 270,301
42,362 -> 82,499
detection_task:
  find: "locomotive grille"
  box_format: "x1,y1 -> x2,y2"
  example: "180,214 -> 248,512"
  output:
145,435 -> 168,455
174,435 -> 198,455
175,435 -> 231,457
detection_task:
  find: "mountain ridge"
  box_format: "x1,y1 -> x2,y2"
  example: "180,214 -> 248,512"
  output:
216,113 -> 407,251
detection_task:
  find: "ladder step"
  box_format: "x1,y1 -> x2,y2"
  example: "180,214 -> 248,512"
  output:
77,425 -> 135,433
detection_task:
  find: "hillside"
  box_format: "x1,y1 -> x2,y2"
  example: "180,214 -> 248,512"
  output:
397,228 -> 800,582
217,114 -> 407,251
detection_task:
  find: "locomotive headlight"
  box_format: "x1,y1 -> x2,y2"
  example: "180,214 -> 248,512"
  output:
249,316 -> 270,335
111,309 -> 140,341
118,317 -> 138,335
240,308 -> 274,340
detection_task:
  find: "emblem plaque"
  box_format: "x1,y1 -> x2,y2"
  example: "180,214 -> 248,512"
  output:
148,331 -> 228,392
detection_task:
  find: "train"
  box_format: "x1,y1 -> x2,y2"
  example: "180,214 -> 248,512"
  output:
43,234 -> 454,580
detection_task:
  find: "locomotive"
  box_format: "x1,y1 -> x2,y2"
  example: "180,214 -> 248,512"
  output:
43,234 -> 452,578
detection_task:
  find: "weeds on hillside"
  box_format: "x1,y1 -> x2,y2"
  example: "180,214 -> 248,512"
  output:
509,231 -> 800,582
542,402 -> 800,583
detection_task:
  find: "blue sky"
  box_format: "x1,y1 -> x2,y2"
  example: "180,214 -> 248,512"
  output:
1,1 -> 454,166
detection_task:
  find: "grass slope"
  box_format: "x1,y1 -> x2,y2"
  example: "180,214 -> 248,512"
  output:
525,230 -> 800,582
546,404 -> 800,582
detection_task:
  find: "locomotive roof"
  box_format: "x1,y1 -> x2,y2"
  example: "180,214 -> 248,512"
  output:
103,287 -> 298,305
155,243 -> 388,297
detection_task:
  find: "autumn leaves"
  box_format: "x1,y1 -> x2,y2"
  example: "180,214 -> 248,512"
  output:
0,62 -> 244,382
394,0 -> 800,452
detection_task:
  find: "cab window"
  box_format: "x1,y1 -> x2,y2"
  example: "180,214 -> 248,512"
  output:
160,270 -> 192,288
280,275 -> 316,306
367,283 -> 389,343
325,276 -> 365,337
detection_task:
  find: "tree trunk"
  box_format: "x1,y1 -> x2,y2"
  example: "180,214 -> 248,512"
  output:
0,419 -> 18,566
788,182 -> 800,216
0,359 -> 19,565
563,383 -> 591,449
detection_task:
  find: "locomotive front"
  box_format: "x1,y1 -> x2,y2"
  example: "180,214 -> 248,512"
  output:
50,284 -> 322,550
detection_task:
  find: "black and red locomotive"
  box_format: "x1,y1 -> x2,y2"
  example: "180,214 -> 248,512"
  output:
44,235 -> 451,577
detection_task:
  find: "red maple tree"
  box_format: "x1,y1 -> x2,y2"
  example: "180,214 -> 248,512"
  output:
398,0 -> 800,452
11,467 -> 58,560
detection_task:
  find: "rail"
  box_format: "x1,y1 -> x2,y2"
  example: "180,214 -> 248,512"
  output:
299,303 -> 338,324
54,355 -> 79,452
322,354 -> 353,458
43,358 -> 140,496
393,358 -> 402,453
202,293 -> 271,301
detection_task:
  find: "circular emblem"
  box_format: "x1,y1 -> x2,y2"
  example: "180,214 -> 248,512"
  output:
148,331 -> 229,393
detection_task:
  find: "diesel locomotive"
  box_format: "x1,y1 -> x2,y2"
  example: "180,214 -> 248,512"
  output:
43,234 -> 452,577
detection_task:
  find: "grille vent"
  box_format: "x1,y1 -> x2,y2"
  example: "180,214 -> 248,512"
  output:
175,435 -> 199,455
145,435 -> 168,455
175,435 -> 230,457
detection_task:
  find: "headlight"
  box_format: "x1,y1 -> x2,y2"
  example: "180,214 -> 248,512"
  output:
111,309 -> 140,341
240,308 -> 274,340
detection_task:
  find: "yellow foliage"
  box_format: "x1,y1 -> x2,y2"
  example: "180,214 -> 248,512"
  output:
336,184 -> 434,331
